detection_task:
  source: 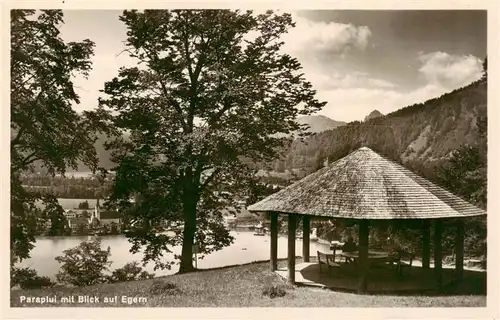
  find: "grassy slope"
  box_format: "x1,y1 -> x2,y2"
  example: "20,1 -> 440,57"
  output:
10,261 -> 485,308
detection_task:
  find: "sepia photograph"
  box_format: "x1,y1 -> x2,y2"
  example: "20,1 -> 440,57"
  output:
6,4 -> 496,315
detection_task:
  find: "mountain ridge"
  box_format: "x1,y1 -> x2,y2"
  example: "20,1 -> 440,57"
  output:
265,79 -> 487,180
32,80 -> 486,178
297,115 -> 347,134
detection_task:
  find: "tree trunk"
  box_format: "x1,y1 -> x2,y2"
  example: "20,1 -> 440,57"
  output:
179,168 -> 198,274
270,212 -> 278,271
179,197 -> 197,273
422,220 -> 430,269
455,219 -> 465,281
434,219 -> 443,290
287,214 -> 297,284
302,215 -> 310,262
358,220 -> 369,294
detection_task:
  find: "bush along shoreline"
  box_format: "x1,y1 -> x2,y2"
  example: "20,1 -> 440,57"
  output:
11,238 -> 155,290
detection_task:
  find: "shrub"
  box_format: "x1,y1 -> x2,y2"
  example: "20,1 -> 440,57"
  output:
55,238 -> 111,286
150,280 -> 182,295
262,284 -> 288,299
109,222 -> 119,235
443,255 -> 455,265
78,201 -> 89,210
138,270 -> 156,280
11,267 -> 55,289
107,261 -> 155,283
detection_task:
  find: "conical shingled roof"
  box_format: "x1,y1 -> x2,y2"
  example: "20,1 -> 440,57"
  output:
247,147 -> 486,219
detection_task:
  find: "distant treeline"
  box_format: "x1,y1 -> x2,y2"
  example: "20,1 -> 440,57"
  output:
21,175 -> 112,199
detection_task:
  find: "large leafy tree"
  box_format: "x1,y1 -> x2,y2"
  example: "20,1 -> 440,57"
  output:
436,116 -> 487,258
437,116 -> 487,208
10,10 -> 106,264
100,10 -> 325,273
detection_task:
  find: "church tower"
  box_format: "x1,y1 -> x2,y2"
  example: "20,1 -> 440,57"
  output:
94,198 -> 100,220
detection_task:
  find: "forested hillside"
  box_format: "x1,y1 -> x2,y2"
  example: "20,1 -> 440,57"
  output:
270,79 -> 487,182
31,131 -> 118,173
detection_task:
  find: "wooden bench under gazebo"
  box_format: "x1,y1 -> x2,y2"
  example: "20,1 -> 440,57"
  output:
247,147 -> 486,294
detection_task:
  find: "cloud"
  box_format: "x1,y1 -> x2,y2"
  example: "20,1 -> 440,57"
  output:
341,72 -> 396,89
72,52 -> 139,113
417,52 -> 483,89
311,51 -> 483,122
282,14 -> 372,55
61,11 -> 482,125
244,12 -> 371,58
315,84 -> 449,123
306,70 -> 396,92
315,87 -> 400,122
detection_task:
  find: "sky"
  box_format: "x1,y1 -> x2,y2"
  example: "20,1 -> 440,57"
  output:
59,10 -> 487,122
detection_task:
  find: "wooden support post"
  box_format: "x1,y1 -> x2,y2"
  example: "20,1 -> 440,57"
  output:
270,212 -> 278,272
422,220 -> 431,269
358,220 -> 369,294
302,215 -> 310,262
455,219 -> 465,281
434,219 -> 443,289
287,214 -> 297,284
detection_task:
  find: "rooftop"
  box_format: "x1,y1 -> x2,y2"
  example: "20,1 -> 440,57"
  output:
247,147 -> 486,220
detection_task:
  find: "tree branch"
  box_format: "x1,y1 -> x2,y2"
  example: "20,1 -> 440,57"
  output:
199,168 -> 220,192
208,99 -> 234,129
141,47 -> 188,132
193,151 -> 208,187
10,126 -> 26,148
186,33 -> 212,126
19,72 -> 37,89
158,81 -> 187,131
13,150 -> 40,172
192,37 -> 211,84
183,31 -> 194,82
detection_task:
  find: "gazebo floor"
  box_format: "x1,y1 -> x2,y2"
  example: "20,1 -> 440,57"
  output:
275,260 -> 482,294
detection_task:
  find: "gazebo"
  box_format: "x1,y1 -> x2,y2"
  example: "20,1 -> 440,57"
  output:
247,147 -> 486,294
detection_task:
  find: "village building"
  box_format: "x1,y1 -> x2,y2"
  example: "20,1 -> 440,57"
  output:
67,217 -> 89,231
87,199 -> 101,225
63,209 -> 77,219
64,209 -> 92,220
88,199 -> 122,230
99,210 -> 122,228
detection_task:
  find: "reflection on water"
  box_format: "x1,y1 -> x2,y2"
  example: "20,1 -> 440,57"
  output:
18,232 -> 331,279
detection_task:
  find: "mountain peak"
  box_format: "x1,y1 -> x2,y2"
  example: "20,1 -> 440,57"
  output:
364,110 -> 384,122
297,115 -> 347,134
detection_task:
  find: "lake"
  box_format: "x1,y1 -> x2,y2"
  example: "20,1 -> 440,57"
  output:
35,198 -> 99,210
17,231 -> 331,279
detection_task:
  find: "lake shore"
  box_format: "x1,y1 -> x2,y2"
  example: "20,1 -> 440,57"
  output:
11,259 -> 486,308
17,232 -> 333,279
